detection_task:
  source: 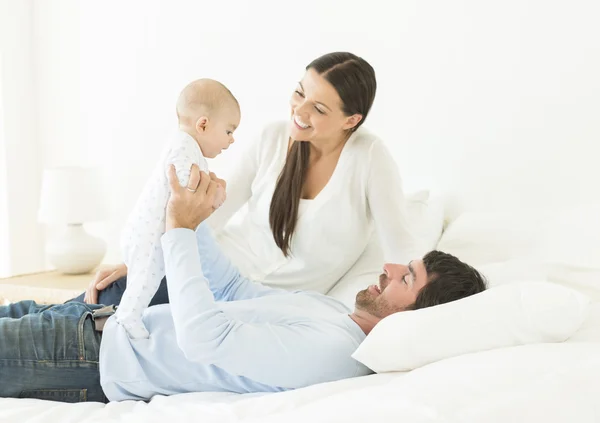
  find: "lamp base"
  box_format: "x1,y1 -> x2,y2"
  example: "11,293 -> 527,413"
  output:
46,224 -> 106,275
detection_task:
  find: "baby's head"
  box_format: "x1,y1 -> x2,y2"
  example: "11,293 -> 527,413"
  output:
176,79 -> 241,158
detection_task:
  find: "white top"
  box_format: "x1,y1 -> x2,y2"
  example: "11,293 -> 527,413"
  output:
208,121 -> 418,294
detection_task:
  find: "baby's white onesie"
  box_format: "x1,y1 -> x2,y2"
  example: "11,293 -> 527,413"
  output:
116,130 -> 208,339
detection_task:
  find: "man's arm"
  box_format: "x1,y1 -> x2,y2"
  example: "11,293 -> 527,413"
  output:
160,165 -> 363,387
165,163 -> 285,302
162,228 -> 359,388
194,222 -> 287,301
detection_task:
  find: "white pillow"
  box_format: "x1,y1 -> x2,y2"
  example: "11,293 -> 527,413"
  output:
436,209 -> 549,265
544,262 -> 600,302
351,281 -> 590,373
475,259 -> 548,287
437,204 -> 600,268
436,206 -> 600,302
568,302 -> 600,343
473,260 -> 600,302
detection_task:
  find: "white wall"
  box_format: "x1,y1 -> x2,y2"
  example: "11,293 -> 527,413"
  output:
0,0 -> 45,276
0,53 -> 9,276
34,0 -> 82,167
34,0 -> 600,265
32,0 -> 86,270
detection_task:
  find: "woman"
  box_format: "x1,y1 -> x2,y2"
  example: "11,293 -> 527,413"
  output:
79,51 -> 418,305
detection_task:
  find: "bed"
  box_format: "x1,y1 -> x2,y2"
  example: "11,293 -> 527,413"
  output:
1,195 -> 599,423
1,341 -> 598,423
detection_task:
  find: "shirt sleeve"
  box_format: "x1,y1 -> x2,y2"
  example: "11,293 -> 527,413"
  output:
165,136 -> 208,187
366,141 -> 420,264
192,222 -> 287,301
161,228 -> 358,387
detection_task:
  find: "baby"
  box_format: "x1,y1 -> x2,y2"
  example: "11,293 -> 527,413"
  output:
116,78 -> 240,339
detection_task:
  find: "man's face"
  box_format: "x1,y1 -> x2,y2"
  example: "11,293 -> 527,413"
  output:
355,260 -> 429,319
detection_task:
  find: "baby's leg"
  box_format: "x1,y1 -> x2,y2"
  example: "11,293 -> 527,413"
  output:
116,180 -> 169,339
117,138 -> 205,339
116,247 -> 165,339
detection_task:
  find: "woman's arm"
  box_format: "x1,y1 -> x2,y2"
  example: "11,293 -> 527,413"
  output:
366,141 -> 420,264
326,230 -> 383,307
207,130 -> 262,232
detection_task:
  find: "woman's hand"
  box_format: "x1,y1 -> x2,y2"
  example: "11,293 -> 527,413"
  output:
166,164 -> 219,231
83,263 -> 128,304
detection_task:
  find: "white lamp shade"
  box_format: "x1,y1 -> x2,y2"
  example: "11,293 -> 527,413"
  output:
38,166 -> 108,224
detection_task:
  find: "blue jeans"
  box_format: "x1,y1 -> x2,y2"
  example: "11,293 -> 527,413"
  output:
69,276 -> 170,307
0,301 -> 107,403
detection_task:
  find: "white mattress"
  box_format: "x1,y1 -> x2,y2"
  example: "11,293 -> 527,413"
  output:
1,341 -> 598,423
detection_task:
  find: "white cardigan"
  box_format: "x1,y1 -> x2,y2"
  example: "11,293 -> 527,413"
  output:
209,121 -> 418,294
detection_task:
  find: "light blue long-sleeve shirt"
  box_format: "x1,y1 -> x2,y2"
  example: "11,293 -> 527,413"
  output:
99,223 -> 371,401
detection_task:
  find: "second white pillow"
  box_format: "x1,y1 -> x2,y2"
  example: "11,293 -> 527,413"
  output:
352,281 -> 590,373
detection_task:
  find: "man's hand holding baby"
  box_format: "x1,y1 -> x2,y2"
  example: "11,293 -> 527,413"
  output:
166,164 -> 222,231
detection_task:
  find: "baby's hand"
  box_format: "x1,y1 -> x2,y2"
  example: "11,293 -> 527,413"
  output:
213,184 -> 226,209
210,172 -> 227,209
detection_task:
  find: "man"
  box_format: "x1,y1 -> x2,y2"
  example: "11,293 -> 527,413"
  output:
0,165 -> 487,403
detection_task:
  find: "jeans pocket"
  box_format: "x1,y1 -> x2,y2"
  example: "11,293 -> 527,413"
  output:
19,388 -> 88,403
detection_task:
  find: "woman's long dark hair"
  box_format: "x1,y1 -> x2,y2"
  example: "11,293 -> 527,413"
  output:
269,52 -> 377,256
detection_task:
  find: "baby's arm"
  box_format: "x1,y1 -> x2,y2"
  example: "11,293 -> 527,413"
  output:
168,142 -> 225,209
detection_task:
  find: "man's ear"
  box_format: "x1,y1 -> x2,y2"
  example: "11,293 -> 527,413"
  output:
195,116 -> 209,133
342,114 -> 363,131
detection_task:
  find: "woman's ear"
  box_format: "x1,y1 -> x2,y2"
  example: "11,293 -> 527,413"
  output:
195,116 -> 209,133
342,114 -> 363,131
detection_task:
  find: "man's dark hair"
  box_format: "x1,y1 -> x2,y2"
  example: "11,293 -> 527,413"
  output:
409,250 -> 487,310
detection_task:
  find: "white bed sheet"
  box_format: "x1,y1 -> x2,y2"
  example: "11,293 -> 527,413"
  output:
2,342 -> 598,423
3,202 -> 600,422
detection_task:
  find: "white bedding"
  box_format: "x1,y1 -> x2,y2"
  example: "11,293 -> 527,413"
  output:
3,202 -> 599,422
2,342 -> 598,423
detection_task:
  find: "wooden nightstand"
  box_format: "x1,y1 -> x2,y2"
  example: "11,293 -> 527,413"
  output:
0,271 -> 93,304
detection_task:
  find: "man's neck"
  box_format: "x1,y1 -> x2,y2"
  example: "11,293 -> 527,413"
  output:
349,310 -> 380,335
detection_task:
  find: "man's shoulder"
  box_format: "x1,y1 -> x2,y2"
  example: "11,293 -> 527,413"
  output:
297,291 -> 352,313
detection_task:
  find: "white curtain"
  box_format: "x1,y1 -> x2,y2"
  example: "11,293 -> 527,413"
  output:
0,52 -> 10,277
0,0 -> 45,276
